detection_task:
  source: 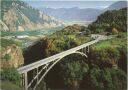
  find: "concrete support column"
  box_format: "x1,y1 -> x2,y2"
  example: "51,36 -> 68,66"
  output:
24,72 -> 28,90
87,46 -> 89,53
84,48 -> 86,54
37,68 -> 39,83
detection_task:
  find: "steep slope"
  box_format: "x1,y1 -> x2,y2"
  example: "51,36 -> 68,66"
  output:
88,8 -> 127,33
1,0 -> 63,32
0,38 -> 24,69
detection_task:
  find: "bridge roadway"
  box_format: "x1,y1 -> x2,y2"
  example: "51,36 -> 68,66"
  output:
17,35 -> 112,74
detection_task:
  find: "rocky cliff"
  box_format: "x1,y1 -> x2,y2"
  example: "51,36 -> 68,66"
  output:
1,0 -> 63,32
1,39 -> 24,69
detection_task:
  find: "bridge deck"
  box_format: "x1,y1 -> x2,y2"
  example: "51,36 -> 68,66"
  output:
18,34 -> 115,74
17,37 -> 103,74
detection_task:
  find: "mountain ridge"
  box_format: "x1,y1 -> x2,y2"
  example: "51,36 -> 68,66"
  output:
1,0 -> 64,32
41,1 -> 127,22
42,7 -> 102,21
105,1 -> 127,10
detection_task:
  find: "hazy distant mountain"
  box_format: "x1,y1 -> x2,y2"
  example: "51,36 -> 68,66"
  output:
42,7 -> 102,21
41,1 -> 127,22
1,0 -> 127,32
1,0 -> 63,32
106,1 -> 127,10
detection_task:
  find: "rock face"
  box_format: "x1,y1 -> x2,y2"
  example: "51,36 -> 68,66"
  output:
1,0 -> 63,32
1,44 -> 24,69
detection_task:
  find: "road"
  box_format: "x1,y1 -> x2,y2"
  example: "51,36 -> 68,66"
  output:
17,35 -> 113,74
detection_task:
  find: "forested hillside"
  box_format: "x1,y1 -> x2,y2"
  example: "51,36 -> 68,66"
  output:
88,8 -> 127,33
23,24 -> 127,90
1,0 -> 63,32
23,24 -> 89,64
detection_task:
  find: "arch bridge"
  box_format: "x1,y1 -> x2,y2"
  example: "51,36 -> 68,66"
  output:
17,35 -> 113,90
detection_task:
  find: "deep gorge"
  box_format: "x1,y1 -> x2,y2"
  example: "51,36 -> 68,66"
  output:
23,34 -> 127,90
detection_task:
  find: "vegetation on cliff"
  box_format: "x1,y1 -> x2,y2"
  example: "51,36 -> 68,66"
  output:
1,0 -> 63,31
0,38 -> 24,90
23,23 -> 127,90
34,8 -> 127,89
23,24 -> 90,64
88,8 -> 127,33
0,38 -> 24,68
43,32 -> 127,90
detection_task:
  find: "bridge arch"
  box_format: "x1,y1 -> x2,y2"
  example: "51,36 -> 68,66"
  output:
33,51 -> 88,90
18,36 -> 112,90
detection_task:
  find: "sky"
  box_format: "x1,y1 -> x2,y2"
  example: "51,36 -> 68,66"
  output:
23,0 -> 126,9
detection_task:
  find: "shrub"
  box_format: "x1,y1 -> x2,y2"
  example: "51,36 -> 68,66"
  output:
117,32 -> 126,38
1,54 -> 11,61
117,45 -> 127,72
1,38 -> 20,47
1,68 -> 21,85
89,47 -> 120,68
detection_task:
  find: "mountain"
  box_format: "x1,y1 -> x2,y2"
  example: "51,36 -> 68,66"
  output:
1,0 -> 63,32
41,1 -> 127,22
106,1 -> 127,10
88,8 -> 127,33
42,7 -> 102,22
88,1 -> 127,33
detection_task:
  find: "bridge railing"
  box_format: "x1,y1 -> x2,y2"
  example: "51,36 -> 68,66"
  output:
17,38 -> 100,74
17,35 -> 115,90
18,35 -> 115,74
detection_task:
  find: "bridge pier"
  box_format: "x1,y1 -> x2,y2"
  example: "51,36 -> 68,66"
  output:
87,46 -> 89,53
20,47 -> 90,90
20,51 -> 88,90
24,72 -> 28,90
18,36 -> 111,90
36,68 -> 39,84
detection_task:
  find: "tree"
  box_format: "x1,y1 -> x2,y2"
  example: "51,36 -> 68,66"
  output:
80,68 -> 127,90
1,68 -> 21,85
59,55 -> 89,89
88,8 -> 127,33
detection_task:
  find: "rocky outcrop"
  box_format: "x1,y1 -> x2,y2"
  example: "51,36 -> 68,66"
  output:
1,44 -> 24,69
1,0 -> 63,32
